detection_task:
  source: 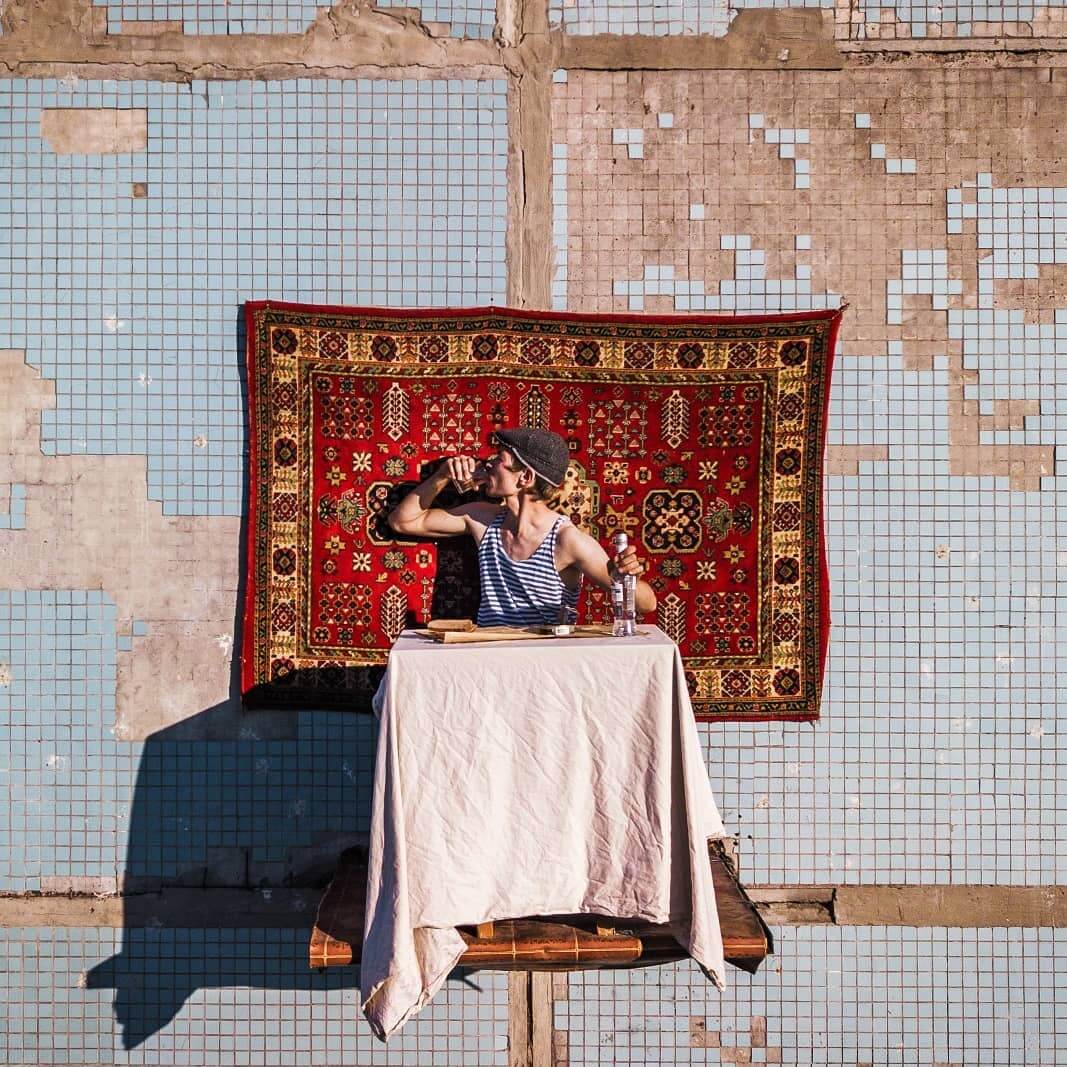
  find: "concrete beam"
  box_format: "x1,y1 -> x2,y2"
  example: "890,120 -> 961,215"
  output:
3,885 -> 1066,928
751,884 -> 1067,926
0,888 -> 322,928
833,885 -> 1067,926
4,0 -> 1067,80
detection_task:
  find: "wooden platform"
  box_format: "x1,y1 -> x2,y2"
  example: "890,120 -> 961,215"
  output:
309,841 -> 772,974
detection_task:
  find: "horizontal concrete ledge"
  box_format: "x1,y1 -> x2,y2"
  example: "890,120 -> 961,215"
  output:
839,37 -> 1067,52
750,885 -> 1067,927
0,888 -> 323,928
2,885 -> 1065,928
7,37 -> 1067,81
2,0 -> 1067,76
0,60 -> 511,82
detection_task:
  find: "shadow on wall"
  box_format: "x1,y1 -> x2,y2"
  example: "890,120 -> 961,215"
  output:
81,308 -> 485,1048
83,704 -> 487,1050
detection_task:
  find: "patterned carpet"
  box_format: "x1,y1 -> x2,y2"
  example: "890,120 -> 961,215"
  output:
242,302 -> 841,720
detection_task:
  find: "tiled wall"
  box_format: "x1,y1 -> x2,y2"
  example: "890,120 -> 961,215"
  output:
556,928 -> 1066,1066
1,927 -> 1062,1063
1,927 -> 509,1065
94,0 -> 326,35
547,0 -> 1067,38
0,590 -> 382,890
91,0 -> 1067,41
93,0 -> 498,37
0,78 -> 506,516
1,3 -> 1066,1064
552,67 -> 1067,888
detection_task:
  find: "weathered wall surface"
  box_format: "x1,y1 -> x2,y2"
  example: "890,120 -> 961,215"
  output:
0,1 -> 1065,1064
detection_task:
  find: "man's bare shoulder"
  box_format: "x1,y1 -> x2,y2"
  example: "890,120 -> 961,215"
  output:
555,517 -> 614,590
555,518 -> 603,559
460,501 -> 503,539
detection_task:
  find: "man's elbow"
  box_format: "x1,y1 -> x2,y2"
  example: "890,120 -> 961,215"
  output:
387,510 -> 412,535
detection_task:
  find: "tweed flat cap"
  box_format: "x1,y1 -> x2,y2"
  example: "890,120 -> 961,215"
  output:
494,427 -> 570,487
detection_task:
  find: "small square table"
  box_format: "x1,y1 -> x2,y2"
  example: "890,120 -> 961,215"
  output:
361,625 -> 727,1041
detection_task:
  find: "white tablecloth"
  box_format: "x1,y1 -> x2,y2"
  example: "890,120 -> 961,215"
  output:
361,626 -> 727,1041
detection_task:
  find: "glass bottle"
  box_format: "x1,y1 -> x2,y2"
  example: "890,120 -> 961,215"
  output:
611,532 -> 637,637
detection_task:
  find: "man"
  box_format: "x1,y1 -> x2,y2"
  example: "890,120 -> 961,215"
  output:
388,427 -> 656,627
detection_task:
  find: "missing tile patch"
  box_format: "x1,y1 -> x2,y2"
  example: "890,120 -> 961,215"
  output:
39,109 -> 149,154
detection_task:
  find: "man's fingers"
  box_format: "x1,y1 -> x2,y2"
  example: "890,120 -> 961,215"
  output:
447,455 -> 475,478
613,551 -> 646,576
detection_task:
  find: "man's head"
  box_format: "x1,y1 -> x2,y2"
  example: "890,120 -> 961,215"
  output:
485,427 -> 570,500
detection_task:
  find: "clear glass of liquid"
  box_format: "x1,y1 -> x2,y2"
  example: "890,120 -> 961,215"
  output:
451,458 -> 491,495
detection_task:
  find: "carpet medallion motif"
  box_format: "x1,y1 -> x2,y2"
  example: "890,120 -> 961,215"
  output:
243,302 -> 841,720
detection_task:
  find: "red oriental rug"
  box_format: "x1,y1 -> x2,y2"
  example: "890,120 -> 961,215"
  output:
242,301 -> 842,721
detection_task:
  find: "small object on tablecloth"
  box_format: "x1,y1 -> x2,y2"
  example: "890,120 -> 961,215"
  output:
360,626 -> 726,1041
426,618 -> 476,633
417,623 -> 621,644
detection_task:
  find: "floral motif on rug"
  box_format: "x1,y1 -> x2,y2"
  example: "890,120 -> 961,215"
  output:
242,301 -> 842,721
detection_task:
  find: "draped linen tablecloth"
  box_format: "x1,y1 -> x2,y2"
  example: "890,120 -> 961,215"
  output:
361,626 -> 727,1041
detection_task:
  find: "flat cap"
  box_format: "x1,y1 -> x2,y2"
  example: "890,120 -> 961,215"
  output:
494,427 -> 570,487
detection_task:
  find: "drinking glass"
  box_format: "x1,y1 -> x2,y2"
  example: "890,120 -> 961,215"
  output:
451,457 -> 492,495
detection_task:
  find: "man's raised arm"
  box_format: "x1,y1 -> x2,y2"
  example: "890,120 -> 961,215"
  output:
388,457 -> 478,538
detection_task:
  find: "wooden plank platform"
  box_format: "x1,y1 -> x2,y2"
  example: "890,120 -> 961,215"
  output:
309,841 -> 772,973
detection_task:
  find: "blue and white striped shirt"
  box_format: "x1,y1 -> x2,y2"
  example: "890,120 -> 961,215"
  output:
476,511 -> 582,627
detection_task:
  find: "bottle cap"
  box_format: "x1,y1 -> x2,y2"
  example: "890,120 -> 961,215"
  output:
612,531 -> 628,552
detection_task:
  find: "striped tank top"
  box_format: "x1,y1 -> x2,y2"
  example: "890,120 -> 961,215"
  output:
476,511 -> 583,627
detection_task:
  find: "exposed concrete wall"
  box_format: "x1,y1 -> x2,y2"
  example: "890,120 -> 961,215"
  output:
39,106 -> 148,153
